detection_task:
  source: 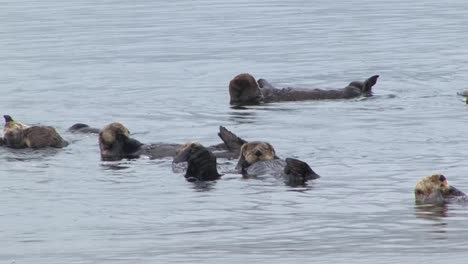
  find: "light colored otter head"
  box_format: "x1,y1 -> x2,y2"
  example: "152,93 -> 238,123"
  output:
414,174 -> 466,204
236,141 -> 278,171
99,122 -> 143,161
3,115 -> 29,148
229,73 -> 264,105
345,75 -> 379,97
415,174 -> 450,203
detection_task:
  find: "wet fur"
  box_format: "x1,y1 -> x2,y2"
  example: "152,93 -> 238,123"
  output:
173,143 -> 220,182
236,141 -> 277,171
3,115 -> 68,149
99,123 -> 144,161
229,73 -> 379,105
415,174 -> 467,204
98,123 -> 242,161
236,141 -> 319,185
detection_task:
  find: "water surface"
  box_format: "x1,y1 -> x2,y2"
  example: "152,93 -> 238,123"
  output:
1,0 -> 468,263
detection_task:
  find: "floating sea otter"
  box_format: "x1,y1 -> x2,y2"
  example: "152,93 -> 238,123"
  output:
229,73 -> 379,106
98,123 -> 246,161
2,115 -> 68,149
235,141 -> 320,185
414,174 -> 467,204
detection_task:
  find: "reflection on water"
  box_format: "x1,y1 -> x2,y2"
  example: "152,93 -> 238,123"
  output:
228,109 -> 257,124
414,203 -> 450,220
190,181 -> 218,192
100,162 -> 132,171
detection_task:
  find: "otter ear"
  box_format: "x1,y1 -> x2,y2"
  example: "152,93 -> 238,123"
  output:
3,115 -> 13,123
363,75 -> 379,92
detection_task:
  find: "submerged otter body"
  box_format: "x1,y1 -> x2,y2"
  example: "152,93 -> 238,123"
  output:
229,73 -> 379,106
99,123 -> 245,161
2,115 -> 68,149
414,174 -> 467,204
236,141 -> 320,185
68,123 -> 100,134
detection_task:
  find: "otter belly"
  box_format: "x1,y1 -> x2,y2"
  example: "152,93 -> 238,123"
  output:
244,159 -> 287,178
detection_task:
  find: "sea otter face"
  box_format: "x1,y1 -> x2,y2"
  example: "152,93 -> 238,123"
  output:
3,115 -> 29,148
345,75 -> 379,97
23,126 -> 68,149
229,73 -> 264,105
414,174 -> 465,204
99,122 -> 143,161
236,141 -> 277,171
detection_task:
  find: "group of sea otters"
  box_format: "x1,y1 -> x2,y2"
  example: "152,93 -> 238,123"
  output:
2,73 -> 467,205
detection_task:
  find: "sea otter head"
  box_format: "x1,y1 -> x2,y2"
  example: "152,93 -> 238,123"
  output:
229,73 -> 264,105
99,122 -> 143,161
414,174 -> 466,204
3,115 -> 29,148
236,141 -> 278,171
174,142 -> 220,182
345,75 -> 379,97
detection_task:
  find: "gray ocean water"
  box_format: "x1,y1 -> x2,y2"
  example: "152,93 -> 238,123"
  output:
1,0 -> 468,263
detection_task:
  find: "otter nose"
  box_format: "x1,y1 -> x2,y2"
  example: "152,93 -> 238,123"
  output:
255,150 -> 262,157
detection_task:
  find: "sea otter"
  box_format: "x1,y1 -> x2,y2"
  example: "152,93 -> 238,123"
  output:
414,174 -> 467,204
235,141 -> 320,185
68,123 -> 100,134
172,142 -> 221,182
98,123 -> 246,161
229,73 -> 379,105
2,115 -> 68,149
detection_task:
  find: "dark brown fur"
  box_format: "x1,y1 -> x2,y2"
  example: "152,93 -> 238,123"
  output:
3,115 -> 68,149
173,143 -> 221,182
229,73 -> 379,106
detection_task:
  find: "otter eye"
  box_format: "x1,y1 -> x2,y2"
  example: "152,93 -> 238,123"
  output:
439,175 -> 446,182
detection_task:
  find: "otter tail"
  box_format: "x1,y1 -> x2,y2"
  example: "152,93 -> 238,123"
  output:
217,126 -> 247,157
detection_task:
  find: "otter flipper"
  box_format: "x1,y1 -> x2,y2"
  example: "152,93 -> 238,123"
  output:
363,75 -> 379,93
283,158 -> 320,185
217,126 -> 247,157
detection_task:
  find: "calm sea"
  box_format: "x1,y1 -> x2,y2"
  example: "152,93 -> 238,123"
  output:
1,0 -> 468,263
